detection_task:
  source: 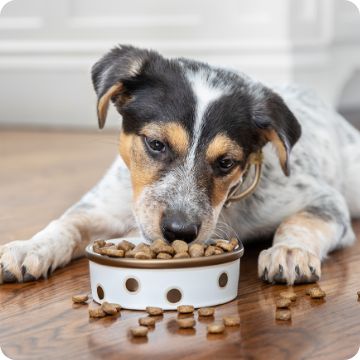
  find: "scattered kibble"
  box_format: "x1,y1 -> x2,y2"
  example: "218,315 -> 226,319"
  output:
198,307 -> 215,317
280,291 -> 297,301
131,326 -> 148,337
101,301 -> 121,315
223,316 -> 240,327
275,298 -> 292,309
308,287 -> 326,299
207,323 -> 225,334
275,309 -> 291,321
72,294 -> 89,304
138,317 -> 156,327
146,306 -> 164,316
88,306 -> 107,318
177,305 -> 194,314
177,318 -> 196,329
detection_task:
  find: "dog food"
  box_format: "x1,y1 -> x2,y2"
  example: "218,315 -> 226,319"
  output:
308,287 -> 326,299
275,298 -> 292,309
177,318 -> 196,329
146,306 -> 164,316
131,326 -> 149,337
88,306 -> 107,318
198,307 -> 215,317
189,244 -> 205,258
157,252 -> 172,260
275,309 -> 291,321
72,294 -> 89,304
177,305 -> 195,314
172,240 -> 188,254
207,323 -> 225,334
279,291 -> 297,301
223,316 -> 240,326
138,316 -> 156,327
101,301 -> 121,315
92,237 -> 238,260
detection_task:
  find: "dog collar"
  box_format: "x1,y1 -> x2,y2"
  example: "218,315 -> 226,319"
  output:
223,151 -> 263,208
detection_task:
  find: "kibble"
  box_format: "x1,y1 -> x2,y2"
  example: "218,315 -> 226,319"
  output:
117,240 -> 135,252
138,316 -> 156,327
146,306 -> 164,316
98,246 -> 124,258
174,252 -> 190,259
275,309 -> 291,321
223,316 -> 240,326
198,307 -> 215,317
275,298 -> 292,309
280,291 -> 297,301
157,252 -> 172,260
207,323 -> 225,334
189,244 -> 204,258
172,240 -> 188,254
177,318 -> 196,329
131,326 -> 148,337
308,287 -> 326,299
101,301 -> 121,315
177,305 -> 194,314
94,238 -> 238,260
89,306 -> 106,318
72,294 -> 89,304
204,246 -> 216,257
215,239 -> 234,252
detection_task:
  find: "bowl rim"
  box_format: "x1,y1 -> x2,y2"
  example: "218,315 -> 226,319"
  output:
85,238 -> 244,269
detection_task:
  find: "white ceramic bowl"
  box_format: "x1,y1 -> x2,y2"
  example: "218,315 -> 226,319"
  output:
85,238 -> 244,310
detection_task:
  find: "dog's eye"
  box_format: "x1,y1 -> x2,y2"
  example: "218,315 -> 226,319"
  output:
144,137 -> 166,153
218,157 -> 235,172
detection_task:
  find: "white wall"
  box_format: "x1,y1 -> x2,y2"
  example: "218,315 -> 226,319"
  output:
0,0 -> 359,128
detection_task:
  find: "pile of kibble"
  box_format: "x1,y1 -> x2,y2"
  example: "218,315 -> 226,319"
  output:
72,295 -> 239,337
92,238 -> 238,259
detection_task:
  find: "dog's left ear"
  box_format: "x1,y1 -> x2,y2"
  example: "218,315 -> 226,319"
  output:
91,45 -> 159,129
253,91 -> 301,176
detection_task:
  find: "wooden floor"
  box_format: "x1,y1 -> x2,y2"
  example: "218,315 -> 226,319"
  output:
1,129 -> 360,360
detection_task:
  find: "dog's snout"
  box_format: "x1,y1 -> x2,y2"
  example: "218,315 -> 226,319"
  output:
161,212 -> 200,243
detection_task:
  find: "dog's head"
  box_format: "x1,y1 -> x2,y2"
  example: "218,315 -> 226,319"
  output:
92,45 -> 301,244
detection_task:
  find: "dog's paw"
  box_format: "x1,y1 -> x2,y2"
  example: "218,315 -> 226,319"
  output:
258,245 -> 321,285
0,240 -> 50,284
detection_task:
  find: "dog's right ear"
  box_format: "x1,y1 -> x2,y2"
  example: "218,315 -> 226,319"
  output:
91,45 -> 153,129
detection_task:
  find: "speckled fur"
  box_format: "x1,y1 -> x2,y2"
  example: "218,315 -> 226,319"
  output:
1,47 -> 359,285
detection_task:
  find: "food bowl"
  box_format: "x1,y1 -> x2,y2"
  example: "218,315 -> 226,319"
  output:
85,238 -> 244,310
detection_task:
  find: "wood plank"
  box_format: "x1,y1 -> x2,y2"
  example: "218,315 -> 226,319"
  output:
0,129 -> 359,360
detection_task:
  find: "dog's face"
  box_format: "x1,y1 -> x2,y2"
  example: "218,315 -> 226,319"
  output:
92,45 -> 301,243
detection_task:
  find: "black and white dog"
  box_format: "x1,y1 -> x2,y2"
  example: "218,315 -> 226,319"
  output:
1,45 -> 359,285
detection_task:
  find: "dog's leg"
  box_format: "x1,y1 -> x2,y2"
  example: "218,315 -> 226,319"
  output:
258,188 -> 355,285
0,157 -> 136,283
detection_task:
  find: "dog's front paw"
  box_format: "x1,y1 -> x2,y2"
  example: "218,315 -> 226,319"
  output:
258,245 -> 321,285
0,240 -> 50,284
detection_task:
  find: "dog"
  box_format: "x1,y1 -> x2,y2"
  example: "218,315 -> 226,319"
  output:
1,45 -> 359,285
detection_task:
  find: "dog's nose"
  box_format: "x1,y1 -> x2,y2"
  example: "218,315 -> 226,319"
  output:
161,213 -> 200,243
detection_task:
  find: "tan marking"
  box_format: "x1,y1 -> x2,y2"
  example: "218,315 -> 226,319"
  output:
97,83 -> 123,129
275,212 -> 334,256
141,122 -> 189,155
206,134 -> 244,163
205,134 -> 245,207
211,167 -> 243,207
119,130 -> 162,200
263,129 -> 288,175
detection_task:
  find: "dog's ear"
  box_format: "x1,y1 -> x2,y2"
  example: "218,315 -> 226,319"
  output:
253,91 -> 301,176
91,45 -> 156,129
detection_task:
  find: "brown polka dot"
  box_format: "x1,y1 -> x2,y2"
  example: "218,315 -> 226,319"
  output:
125,277 -> 139,292
218,272 -> 228,288
166,288 -> 182,303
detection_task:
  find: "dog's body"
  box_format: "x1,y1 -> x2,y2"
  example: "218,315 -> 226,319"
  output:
1,46 -> 359,285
